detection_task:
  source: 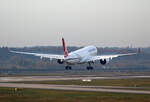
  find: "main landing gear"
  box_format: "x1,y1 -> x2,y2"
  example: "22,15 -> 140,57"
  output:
86,62 -> 93,70
65,66 -> 72,70
86,66 -> 93,70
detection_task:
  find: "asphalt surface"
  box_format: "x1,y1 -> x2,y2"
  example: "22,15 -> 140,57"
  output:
0,83 -> 150,94
0,75 -> 150,82
0,75 -> 150,94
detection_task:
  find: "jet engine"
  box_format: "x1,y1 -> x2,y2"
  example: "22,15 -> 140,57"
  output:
100,59 -> 107,65
57,59 -> 64,64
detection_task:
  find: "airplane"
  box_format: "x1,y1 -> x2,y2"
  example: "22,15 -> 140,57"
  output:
10,38 -> 138,70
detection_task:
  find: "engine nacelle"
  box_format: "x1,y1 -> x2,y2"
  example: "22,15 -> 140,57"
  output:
57,59 -> 64,64
100,59 -> 107,65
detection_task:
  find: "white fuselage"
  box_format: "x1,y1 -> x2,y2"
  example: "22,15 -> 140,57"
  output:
64,46 -> 97,64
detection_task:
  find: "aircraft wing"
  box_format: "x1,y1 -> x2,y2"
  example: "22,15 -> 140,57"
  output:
10,50 -> 64,60
88,53 -> 137,62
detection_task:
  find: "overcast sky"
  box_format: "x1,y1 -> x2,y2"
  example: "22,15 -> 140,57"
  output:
0,0 -> 150,47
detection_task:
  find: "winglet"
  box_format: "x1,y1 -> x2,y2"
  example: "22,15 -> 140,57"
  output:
62,38 -> 68,57
138,48 -> 141,53
8,47 -> 10,52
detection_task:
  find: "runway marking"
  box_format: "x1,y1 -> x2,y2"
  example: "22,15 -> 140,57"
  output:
0,83 -> 150,94
0,76 -> 150,82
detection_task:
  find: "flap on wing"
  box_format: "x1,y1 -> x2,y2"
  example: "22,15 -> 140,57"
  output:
89,53 -> 137,62
10,50 -> 64,60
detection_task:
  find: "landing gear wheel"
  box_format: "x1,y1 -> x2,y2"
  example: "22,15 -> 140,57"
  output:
65,66 -> 68,70
65,66 -> 72,70
86,66 -> 93,70
87,62 -> 94,70
90,67 -> 93,70
69,66 -> 72,70
86,67 -> 90,70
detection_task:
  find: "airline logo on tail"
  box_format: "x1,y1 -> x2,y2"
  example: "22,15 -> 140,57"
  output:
62,38 -> 68,57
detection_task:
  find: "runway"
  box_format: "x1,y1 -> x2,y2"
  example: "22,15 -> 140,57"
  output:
0,83 -> 150,94
0,75 -> 150,82
0,75 -> 150,94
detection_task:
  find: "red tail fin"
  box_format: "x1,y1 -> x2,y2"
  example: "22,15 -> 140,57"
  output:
62,38 -> 68,57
